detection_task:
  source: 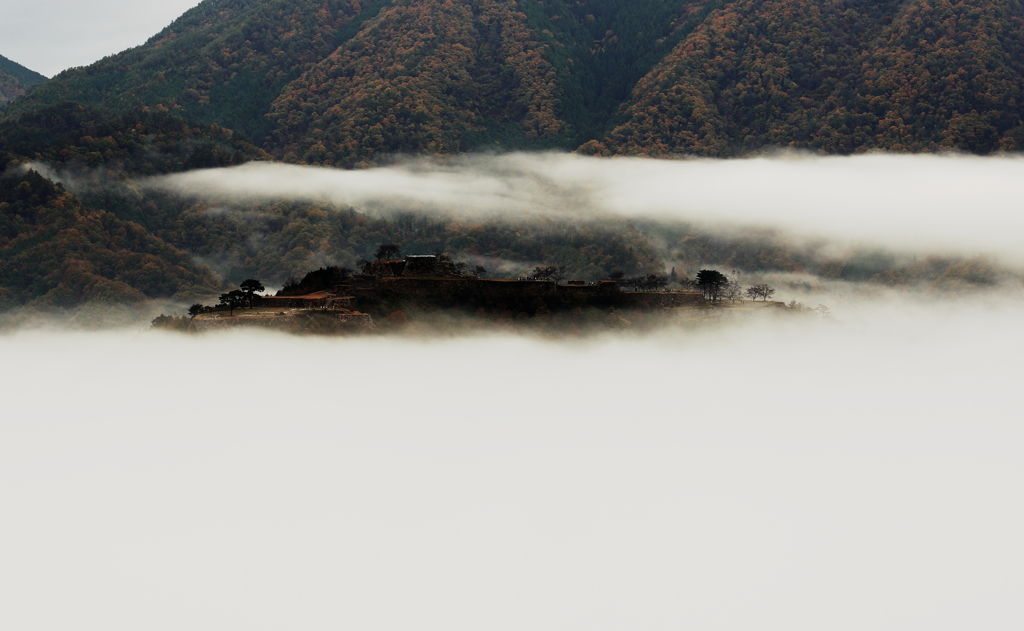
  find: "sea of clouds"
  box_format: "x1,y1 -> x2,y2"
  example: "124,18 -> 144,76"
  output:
4,153 -> 1024,630
2,296 -> 1023,630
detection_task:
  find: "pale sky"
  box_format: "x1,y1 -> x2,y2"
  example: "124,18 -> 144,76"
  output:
0,0 -> 202,77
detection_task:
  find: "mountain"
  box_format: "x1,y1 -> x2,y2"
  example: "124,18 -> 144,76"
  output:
0,103 -> 267,312
7,0 -> 1024,158
4,1 -> 1021,319
1,0 -> 716,159
0,102 -> 672,312
602,0 -> 1024,156
0,105 -> 1011,318
0,166 -> 221,312
268,0 -> 571,165
0,54 -> 47,109
1,0 -> 364,142
0,101 -> 268,176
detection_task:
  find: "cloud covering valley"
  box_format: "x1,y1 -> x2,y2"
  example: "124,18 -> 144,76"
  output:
146,152 -> 1024,265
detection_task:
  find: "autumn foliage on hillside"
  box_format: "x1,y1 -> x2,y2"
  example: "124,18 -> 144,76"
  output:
0,169 -> 220,311
2,0 -> 361,140
0,69 -> 36,109
269,0 -> 564,166
0,71 -> 28,109
0,55 -> 47,109
0,102 -> 267,173
606,0 -> 1024,155
8,0 -> 1024,156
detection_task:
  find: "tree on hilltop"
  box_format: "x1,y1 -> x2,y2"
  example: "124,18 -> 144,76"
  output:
375,243 -> 401,261
624,274 -> 668,291
530,266 -> 565,281
721,280 -> 744,302
239,279 -> 265,307
696,269 -> 728,301
746,283 -> 776,301
219,289 -> 246,316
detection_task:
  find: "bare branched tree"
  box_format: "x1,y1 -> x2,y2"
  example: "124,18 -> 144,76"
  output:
721,281 -> 743,302
375,243 -> 401,261
746,283 -> 776,301
530,266 -> 564,281
624,273 -> 669,291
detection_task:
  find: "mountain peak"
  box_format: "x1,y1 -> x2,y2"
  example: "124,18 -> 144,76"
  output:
0,54 -> 48,109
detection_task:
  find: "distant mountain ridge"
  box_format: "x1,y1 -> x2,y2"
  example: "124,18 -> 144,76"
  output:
3,0 -> 1024,158
0,54 -> 47,109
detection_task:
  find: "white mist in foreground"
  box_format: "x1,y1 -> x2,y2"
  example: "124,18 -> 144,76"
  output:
1,301 -> 1023,630
146,153 -> 1024,263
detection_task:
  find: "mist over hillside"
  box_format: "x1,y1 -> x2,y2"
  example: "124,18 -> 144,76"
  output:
145,152 -> 1024,264
4,140 -> 1023,324
2,2 -> 1023,322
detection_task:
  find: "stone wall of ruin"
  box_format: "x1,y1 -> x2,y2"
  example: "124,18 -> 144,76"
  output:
193,315 -> 296,332
620,291 -> 705,308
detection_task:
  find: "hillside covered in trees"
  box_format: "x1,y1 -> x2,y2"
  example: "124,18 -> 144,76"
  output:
0,101 -> 1015,319
0,54 -> 47,109
602,0 -> 1024,156
5,0 -> 1024,160
0,104 -> 256,313
1,1 -> 1021,321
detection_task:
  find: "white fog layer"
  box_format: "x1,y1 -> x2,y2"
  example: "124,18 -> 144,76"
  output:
2,300 -> 1023,630
146,153 -> 1024,263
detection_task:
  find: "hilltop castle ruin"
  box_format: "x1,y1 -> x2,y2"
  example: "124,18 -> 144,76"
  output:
194,254 -> 704,331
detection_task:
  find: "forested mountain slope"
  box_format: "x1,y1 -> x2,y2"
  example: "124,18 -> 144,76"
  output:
0,102 -> 267,175
0,55 -> 47,109
5,0 -> 1024,158
0,103 -> 673,312
0,104 -> 266,311
268,0 -> 570,165
0,103 -> 1010,316
0,168 -> 220,312
1,0 -> 364,142
1,0 -> 710,158
604,0 -> 1024,155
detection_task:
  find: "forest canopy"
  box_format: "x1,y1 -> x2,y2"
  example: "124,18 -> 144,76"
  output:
5,0 -> 1024,160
